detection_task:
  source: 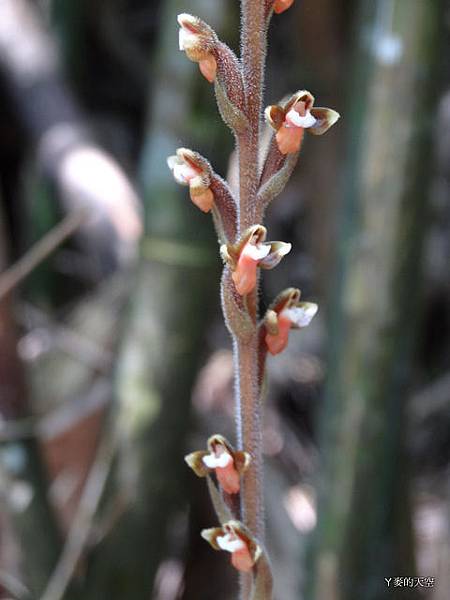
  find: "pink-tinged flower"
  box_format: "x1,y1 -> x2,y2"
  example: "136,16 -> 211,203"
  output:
265,90 -> 340,155
217,531 -> 254,572
264,288 -> 318,355
221,225 -> 292,296
232,237 -> 270,296
167,148 -> 214,212
201,521 -> 261,573
185,435 -> 250,495
177,13 -> 217,83
273,0 -> 295,14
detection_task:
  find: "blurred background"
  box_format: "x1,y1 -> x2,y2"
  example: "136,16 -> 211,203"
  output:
0,0 -> 449,599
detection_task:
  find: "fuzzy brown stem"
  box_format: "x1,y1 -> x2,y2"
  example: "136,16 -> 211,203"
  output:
234,335 -> 264,534
234,2 -> 268,597
239,0 -> 266,230
236,0 -> 266,556
235,333 -> 264,598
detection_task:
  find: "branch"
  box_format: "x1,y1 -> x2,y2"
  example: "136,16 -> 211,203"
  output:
0,210 -> 87,301
39,424 -> 116,600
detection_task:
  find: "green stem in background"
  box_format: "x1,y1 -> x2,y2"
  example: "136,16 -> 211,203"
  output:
308,2 -> 442,600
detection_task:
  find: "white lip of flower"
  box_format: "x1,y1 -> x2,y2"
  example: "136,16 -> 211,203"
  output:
167,156 -> 198,185
242,242 -> 271,261
285,108 -> 317,129
178,27 -> 197,51
202,451 -> 232,469
283,303 -> 318,327
217,533 -> 246,553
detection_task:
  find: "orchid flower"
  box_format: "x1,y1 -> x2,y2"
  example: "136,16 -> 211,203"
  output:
202,520 -> 261,573
167,149 -> 214,212
185,435 -> 250,495
264,288 -> 318,355
221,225 -> 291,296
265,90 -> 340,154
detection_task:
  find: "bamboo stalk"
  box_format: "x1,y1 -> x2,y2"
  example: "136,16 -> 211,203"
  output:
308,2 -> 443,599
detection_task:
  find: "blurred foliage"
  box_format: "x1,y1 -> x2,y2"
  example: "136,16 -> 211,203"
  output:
0,1 -> 448,599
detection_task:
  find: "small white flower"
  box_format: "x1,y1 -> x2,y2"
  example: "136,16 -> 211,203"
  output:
202,452 -> 232,469
283,303 -> 318,328
217,533 -> 245,553
285,108 -> 317,129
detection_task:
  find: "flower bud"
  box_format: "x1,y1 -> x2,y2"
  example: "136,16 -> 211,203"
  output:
167,148 -> 214,212
177,13 -> 218,82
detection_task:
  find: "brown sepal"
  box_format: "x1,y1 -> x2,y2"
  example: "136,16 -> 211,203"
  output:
184,450 -> 209,477
268,287 -> 301,314
309,107 -> 341,135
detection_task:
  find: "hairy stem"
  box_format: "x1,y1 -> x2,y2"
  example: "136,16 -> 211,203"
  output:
235,333 -> 264,599
239,0 -> 266,229
235,335 -> 264,536
235,0 -> 267,561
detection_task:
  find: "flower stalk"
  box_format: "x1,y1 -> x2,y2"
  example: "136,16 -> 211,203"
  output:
239,0 -> 266,229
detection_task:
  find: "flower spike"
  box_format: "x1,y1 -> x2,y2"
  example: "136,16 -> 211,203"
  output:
221,225 -> 292,296
264,288 -> 318,355
265,90 -> 340,154
201,520 -> 262,573
185,434 -> 250,495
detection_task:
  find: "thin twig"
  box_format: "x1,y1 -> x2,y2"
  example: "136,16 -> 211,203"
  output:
0,210 -> 87,301
39,423 -> 116,600
19,303 -> 113,372
0,569 -> 31,600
